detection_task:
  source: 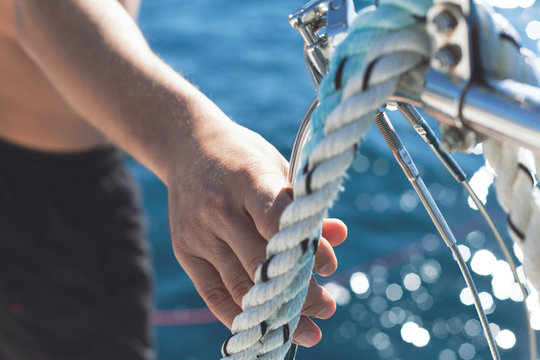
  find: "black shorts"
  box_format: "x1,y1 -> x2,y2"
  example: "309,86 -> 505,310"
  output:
0,138 -> 154,360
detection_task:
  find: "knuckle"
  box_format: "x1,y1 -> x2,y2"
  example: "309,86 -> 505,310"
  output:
202,285 -> 230,310
264,205 -> 282,237
201,188 -> 228,214
230,279 -> 254,305
301,293 -> 331,317
257,190 -> 290,240
210,240 -> 233,261
301,299 -> 320,316
171,221 -> 203,256
171,234 -> 191,260
233,163 -> 261,191
274,151 -> 289,178
199,188 -> 234,228
246,255 -> 264,279
301,279 -> 324,316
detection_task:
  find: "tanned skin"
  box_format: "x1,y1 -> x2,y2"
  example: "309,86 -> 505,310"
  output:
3,0 -> 348,348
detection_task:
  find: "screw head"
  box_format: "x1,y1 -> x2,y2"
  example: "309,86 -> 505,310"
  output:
432,10 -> 457,34
432,45 -> 462,73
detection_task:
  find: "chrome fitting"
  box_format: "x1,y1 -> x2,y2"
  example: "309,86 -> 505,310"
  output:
289,0 -> 356,86
422,0 -> 480,151
426,0 -> 472,80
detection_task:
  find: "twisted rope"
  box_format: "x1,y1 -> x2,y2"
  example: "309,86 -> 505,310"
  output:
449,1 -> 540,293
221,1 -> 431,358
220,0 -> 540,358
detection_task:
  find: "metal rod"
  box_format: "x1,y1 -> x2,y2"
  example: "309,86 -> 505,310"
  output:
286,98 -> 319,360
303,46 -> 322,90
396,103 -> 466,182
461,81 -> 540,155
373,110 -> 501,360
288,98 -> 317,185
396,70 -> 540,156
397,102 -> 537,360
374,111 -> 455,247
284,343 -> 298,360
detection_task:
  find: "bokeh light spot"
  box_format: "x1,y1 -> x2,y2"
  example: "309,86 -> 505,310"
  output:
386,283 -> 403,302
350,272 -> 370,295
526,20 -> 540,40
470,249 -> 497,276
496,329 -> 516,349
458,343 -> 476,360
439,349 -> 457,360
460,287 -> 474,306
457,244 -> 471,262
403,273 -> 421,291
324,282 -> 351,306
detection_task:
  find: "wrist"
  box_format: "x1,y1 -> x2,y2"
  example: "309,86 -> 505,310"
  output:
160,102 -> 234,188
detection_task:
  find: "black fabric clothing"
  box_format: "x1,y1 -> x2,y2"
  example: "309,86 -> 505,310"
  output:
0,137 -> 153,360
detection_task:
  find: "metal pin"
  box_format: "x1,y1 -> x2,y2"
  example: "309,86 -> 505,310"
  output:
373,110 -> 501,360
374,111 -> 456,247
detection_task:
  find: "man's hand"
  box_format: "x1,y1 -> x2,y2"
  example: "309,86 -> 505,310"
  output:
15,0 -> 347,347
167,121 -> 347,347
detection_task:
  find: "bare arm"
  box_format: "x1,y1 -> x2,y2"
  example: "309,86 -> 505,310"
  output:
14,0 -> 347,347
15,0 -> 226,182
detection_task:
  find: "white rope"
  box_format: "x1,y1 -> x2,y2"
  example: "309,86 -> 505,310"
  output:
220,0 -> 540,358
221,3 -> 430,358
450,1 -> 540,295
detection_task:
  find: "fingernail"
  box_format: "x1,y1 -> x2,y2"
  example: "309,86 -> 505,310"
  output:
295,330 -> 319,347
316,303 -> 335,319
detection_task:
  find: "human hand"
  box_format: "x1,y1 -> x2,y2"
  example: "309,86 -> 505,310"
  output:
167,120 -> 347,347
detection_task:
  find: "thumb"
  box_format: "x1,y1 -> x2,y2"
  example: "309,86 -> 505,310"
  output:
242,173 -> 293,241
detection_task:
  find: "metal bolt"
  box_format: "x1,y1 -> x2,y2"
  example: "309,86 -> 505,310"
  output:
432,44 -> 462,73
440,127 -> 478,153
432,10 -> 458,34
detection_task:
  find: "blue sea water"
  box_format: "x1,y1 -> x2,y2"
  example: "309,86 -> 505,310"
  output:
130,1 -> 540,359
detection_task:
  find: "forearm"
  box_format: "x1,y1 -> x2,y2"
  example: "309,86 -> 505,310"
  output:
14,0 -> 230,183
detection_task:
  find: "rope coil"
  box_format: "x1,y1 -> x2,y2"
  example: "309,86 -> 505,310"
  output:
220,1 -> 540,358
